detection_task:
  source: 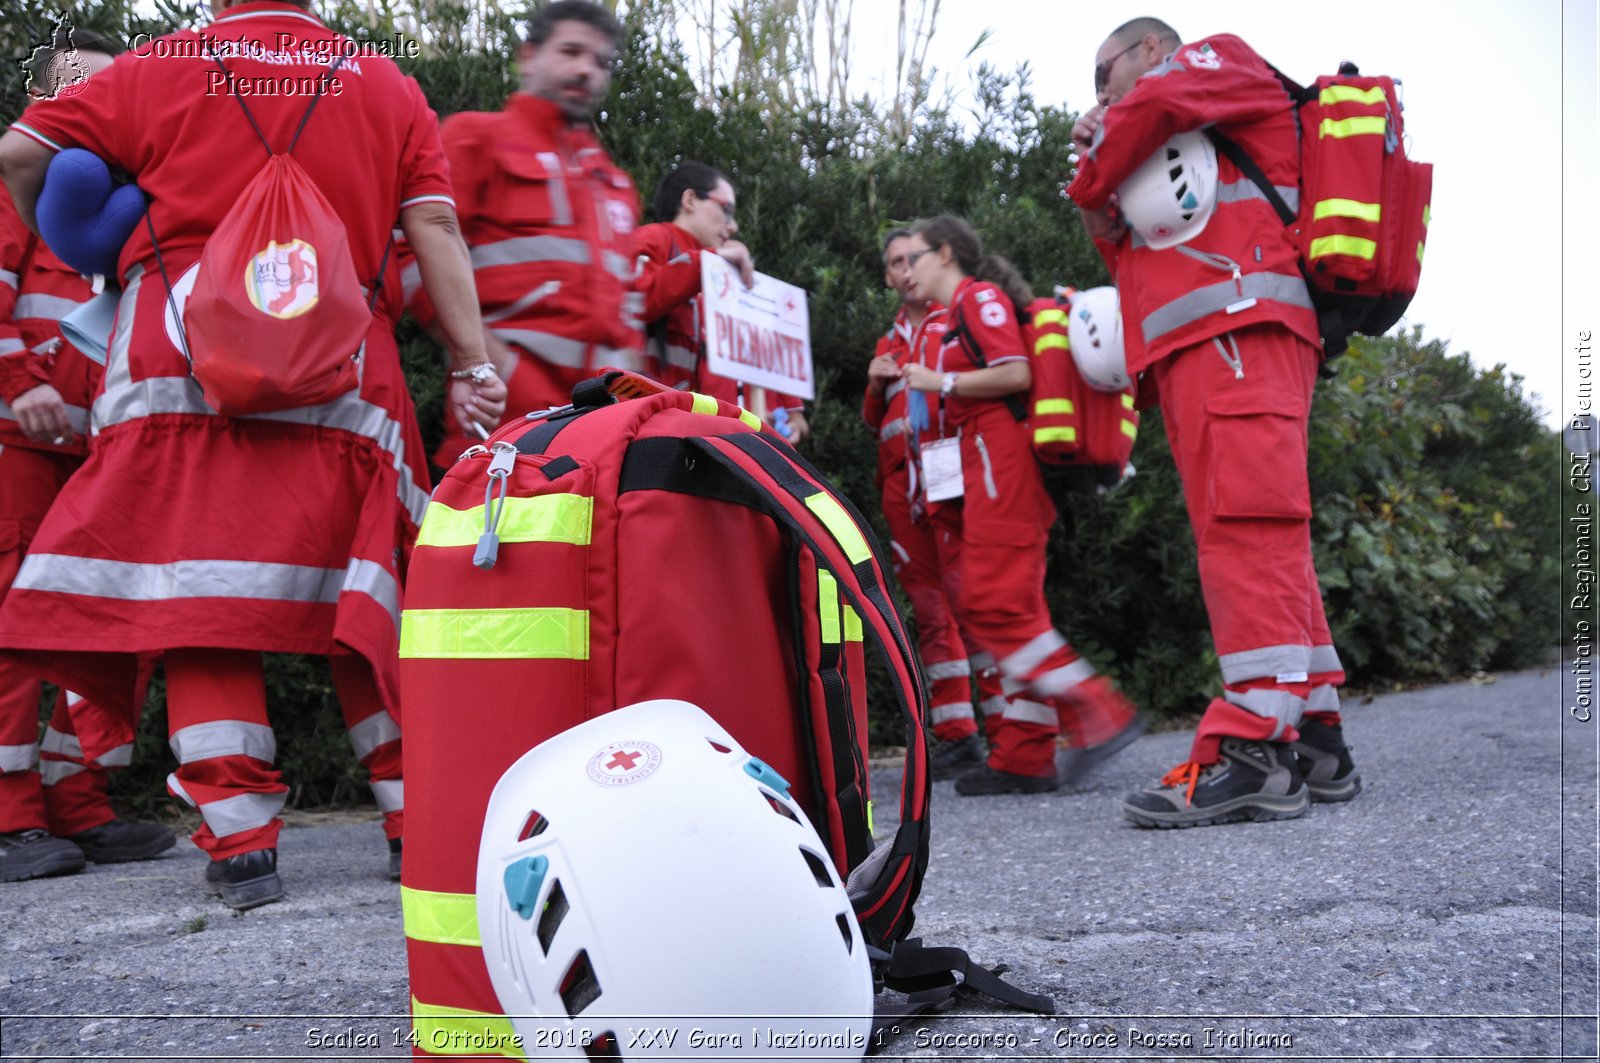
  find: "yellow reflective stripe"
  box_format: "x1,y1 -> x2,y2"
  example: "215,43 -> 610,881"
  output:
1121,419 -> 1139,440
843,605 -> 863,643
1308,234 -> 1377,261
409,997 -> 524,1058
1319,84 -> 1387,106
1032,334 -> 1070,355
417,495 -> 592,549
1034,398 -> 1075,416
1417,241 -> 1425,264
1312,198 -> 1381,223
738,408 -> 762,431
1121,393 -> 1136,410
804,494 -> 871,564
1319,116 -> 1386,139
690,392 -> 718,416
402,886 -> 480,947
1034,426 -> 1077,445
399,608 -> 589,660
1422,204 -> 1431,227
818,570 -> 841,645
1033,308 -> 1068,326
866,799 -> 875,836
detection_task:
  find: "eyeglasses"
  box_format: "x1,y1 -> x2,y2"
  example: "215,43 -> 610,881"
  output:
698,191 -> 737,221
1094,40 -> 1141,93
906,247 -> 934,267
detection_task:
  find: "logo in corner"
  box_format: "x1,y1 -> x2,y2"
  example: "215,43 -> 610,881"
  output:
1184,43 -> 1222,71
585,740 -> 663,787
246,239 -> 321,319
22,13 -> 95,100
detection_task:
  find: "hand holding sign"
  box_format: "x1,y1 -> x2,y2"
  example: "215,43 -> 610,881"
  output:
701,254 -> 814,401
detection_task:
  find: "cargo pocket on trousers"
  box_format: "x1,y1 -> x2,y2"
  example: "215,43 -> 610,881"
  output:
1204,391 -> 1311,521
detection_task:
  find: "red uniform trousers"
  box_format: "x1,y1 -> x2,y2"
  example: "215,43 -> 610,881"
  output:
880,467 -> 1004,742
954,407 -> 1135,776
163,648 -> 404,860
0,444 -> 125,836
1150,324 -> 1345,765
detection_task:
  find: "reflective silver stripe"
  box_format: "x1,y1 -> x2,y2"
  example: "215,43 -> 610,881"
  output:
170,721 -> 276,765
925,659 -> 971,681
602,251 -> 633,282
400,262 -> 421,304
196,790 -> 286,838
0,338 -> 24,356
346,558 -> 401,632
103,267 -> 142,394
930,702 -> 976,725
0,743 -> 38,772
96,743 -> 133,769
534,152 -> 572,225
1141,272 -> 1313,344
0,268 -> 18,289
64,690 -> 84,707
482,280 -> 561,325
40,760 -> 85,785
15,293 -> 89,321
470,236 -> 591,270
1218,645 -> 1312,685
888,539 -> 910,565
1216,179 -> 1300,213
22,554 -> 344,604
1223,686 -> 1305,728
1310,644 -> 1344,675
0,397 -> 89,434
979,695 -> 1008,716
92,374 -> 431,528
347,710 -> 401,763
884,378 -> 908,402
40,727 -> 81,759
659,343 -> 698,371
1002,698 -> 1057,727
879,418 -> 909,443
970,652 -> 997,673
167,772 -> 196,808
1308,685 -> 1341,712
1000,629 -> 1067,681
492,329 -> 639,373
1031,657 -> 1097,696
371,778 -> 404,813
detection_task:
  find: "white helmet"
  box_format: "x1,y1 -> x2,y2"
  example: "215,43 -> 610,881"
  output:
1116,131 -> 1218,249
1067,286 -> 1130,392
477,699 -> 874,1059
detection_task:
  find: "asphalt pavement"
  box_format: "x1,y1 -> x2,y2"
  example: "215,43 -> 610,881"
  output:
1,663 -> 1595,1061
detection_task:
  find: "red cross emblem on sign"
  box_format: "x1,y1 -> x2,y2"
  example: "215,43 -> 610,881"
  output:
607,750 -> 642,772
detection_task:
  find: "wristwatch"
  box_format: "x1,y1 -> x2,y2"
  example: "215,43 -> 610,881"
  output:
450,362 -> 499,385
940,372 -> 958,398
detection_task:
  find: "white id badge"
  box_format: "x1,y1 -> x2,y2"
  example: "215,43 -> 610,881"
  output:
921,438 -> 965,501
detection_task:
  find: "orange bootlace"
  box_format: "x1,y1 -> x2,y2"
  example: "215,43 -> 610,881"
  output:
1160,761 -> 1203,806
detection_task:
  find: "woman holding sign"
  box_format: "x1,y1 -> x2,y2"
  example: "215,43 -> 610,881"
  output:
900,215 -> 1140,796
631,162 -> 808,442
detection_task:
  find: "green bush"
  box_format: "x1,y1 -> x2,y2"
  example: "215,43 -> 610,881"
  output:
3,1 -> 1559,813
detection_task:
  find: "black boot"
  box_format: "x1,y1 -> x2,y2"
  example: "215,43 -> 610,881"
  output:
204,848 -> 283,910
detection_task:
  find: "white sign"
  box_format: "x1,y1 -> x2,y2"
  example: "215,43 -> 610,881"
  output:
700,254 -> 814,401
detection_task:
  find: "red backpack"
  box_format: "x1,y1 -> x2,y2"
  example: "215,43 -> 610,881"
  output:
149,56 -> 388,415
398,372 -> 1052,1037
1210,61 -> 1433,358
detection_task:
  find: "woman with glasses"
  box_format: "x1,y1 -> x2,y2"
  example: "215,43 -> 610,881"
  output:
899,215 -> 1140,796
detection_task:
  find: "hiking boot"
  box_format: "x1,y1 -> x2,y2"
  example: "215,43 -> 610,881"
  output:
388,837 -> 402,882
204,848 -> 283,910
68,819 -> 178,864
0,829 -> 85,882
1291,718 -> 1362,802
954,764 -> 1059,796
1057,713 -> 1147,787
929,734 -> 985,781
1123,738 -> 1309,829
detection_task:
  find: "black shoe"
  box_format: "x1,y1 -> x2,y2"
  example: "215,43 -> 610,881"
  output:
1291,718 -> 1362,802
929,734 -> 985,781
68,819 -> 178,863
204,848 -> 283,910
1123,738 -> 1309,828
0,829 -> 85,882
388,837 -> 402,882
954,764 -> 1060,796
1056,714 -> 1147,787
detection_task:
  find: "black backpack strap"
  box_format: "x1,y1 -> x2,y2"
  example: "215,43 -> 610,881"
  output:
1204,128 -> 1296,226
946,297 -> 1028,422
867,938 -> 1056,1049
204,49 -> 350,157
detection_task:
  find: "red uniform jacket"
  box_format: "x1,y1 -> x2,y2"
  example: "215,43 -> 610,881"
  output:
1065,34 -> 1320,375
862,305 -> 949,487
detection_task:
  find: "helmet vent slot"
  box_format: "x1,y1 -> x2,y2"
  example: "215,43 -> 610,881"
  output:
799,847 -> 834,888
764,791 -> 799,822
1166,147 -> 1180,161
835,913 -> 854,953
537,879 -> 569,955
707,739 -> 733,753
518,810 -> 549,841
559,948 -> 603,1017
583,1031 -> 622,1060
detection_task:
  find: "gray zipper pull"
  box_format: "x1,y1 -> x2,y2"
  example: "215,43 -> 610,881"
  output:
475,442 -> 519,569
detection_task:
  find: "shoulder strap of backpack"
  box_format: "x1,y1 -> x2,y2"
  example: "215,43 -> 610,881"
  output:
867,938 -> 1056,1043
205,51 -> 350,158
945,294 -> 1027,422
1204,129 -> 1296,227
